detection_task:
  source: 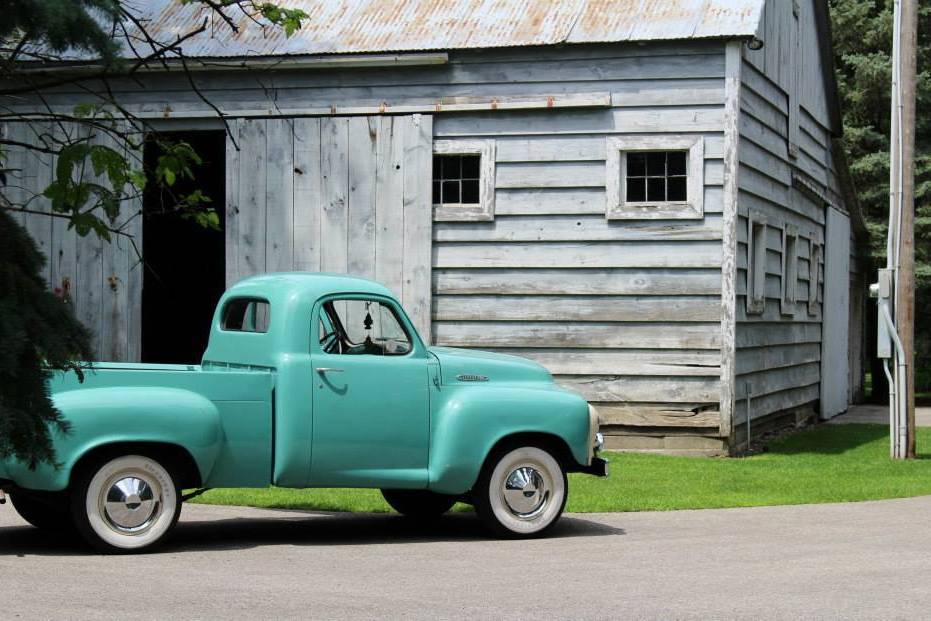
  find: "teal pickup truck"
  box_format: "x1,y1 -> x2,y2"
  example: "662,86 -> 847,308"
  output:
0,273 -> 606,553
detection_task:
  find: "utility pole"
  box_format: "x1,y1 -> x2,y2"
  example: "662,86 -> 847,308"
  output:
894,0 -> 918,458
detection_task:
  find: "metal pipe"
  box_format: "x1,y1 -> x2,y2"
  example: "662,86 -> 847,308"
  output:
880,302 -> 908,458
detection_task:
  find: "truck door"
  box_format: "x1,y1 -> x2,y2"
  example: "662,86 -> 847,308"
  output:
309,295 -> 430,487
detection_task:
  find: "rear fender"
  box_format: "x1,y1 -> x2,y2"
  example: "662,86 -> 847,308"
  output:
428,386 -> 590,495
6,387 -> 222,492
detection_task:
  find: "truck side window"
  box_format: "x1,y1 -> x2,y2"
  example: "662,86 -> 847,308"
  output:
319,299 -> 412,356
222,298 -> 270,333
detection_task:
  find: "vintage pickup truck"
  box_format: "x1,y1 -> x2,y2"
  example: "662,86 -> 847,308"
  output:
0,273 -> 606,553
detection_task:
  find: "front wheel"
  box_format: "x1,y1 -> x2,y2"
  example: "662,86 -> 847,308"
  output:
473,446 -> 567,538
71,454 -> 182,554
381,489 -> 457,519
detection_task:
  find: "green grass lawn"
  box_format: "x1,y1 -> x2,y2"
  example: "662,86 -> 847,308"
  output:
191,424 -> 931,514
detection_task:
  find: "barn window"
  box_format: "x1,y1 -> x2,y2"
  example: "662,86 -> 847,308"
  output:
781,224 -> 799,315
746,211 -> 767,315
606,135 -> 704,220
432,139 -> 496,221
808,238 -> 823,315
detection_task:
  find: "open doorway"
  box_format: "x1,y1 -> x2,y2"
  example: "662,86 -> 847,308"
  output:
142,131 -> 226,364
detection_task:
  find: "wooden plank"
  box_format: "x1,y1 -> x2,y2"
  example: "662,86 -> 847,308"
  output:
125,154 -> 144,363
495,161 -> 604,189
49,123 -> 78,297
320,117 -> 349,273
719,40 -> 743,438
593,403 -> 722,427
347,116 -> 378,279
97,129 -> 129,361
224,119 -> 242,286
401,114 -> 434,342
737,362 -> 821,398
374,116 -> 404,298
2,123 -> 25,225
557,375 -> 720,403
433,241 -> 722,269
433,294 -> 720,322
494,188 -> 606,215
736,342 -> 821,375
487,348 -> 721,376
264,118 -> 295,272
494,134 -> 726,163
733,382 -> 819,423
433,267 -> 721,295
433,214 -> 724,242
236,119 -> 268,278
735,322 -> 821,348
292,117 -> 322,271
434,107 -> 725,137
433,321 -> 721,349
21,124 -> 53,284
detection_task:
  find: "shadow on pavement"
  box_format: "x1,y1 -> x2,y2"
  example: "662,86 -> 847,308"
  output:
0,511 -> 624,557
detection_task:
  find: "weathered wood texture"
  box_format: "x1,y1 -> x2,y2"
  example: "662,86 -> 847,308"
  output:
735,0 -> 860,426
226,114 -> 435,340
3,122 -> 142,361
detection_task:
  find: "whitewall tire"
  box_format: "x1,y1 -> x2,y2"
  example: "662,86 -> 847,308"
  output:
474,446 -> 567,538
71,454 -> 181,554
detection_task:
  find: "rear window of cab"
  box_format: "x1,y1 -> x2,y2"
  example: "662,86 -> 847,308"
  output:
221,298 -> 270,333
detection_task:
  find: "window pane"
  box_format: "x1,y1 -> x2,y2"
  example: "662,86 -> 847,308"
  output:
222,298 -> 270,333
667,151 -> 687,176
627,153 -> 646,177
432,156 -> 442,178
461,179 -> 480,204
442,180 -> 460,204
647,177 -> 666,201
432,180 -> 442,204
667,176 -> 687,201
646,152 -> 666,176
627,178 -> 646,202
441,155 -> 460,180
322,299 -> 412,356
461,155 -> 480,179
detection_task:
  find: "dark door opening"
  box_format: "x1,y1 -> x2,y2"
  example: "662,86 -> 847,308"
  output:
142,131 -> 226,364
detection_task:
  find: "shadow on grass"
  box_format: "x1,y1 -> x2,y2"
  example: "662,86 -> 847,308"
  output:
0,510 -> 624,557
762,423 -> 931,459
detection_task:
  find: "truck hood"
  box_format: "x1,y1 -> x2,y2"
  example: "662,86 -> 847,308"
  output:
428,346 -> 553,386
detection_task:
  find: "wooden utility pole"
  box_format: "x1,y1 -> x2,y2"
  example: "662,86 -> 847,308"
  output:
895,0 -> 918,458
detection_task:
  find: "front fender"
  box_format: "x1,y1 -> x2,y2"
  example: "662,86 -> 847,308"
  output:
6,387 -> 222,492
428,385 -> 590,495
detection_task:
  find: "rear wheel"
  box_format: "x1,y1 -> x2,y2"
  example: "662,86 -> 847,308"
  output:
71,454 -> 181,554
381,489 -> 457,519
9,491 -> 72,532
473,445 -> 567,538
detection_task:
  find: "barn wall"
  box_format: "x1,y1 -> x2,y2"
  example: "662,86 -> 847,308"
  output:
733,0 -> 856,428
8,41 -> 731,439
426,44 -> 728,437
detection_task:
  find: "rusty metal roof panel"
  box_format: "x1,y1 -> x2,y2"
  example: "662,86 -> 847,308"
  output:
110,0 -> 765,59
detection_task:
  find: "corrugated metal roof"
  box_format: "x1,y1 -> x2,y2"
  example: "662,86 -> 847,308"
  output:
111,0 -> 764,59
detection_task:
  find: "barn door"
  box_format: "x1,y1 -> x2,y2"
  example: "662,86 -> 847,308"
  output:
821,206 -> 851,419
225,114 -> 434,341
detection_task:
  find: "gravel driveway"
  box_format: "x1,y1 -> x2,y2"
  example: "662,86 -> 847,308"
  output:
2,497 -> 931,620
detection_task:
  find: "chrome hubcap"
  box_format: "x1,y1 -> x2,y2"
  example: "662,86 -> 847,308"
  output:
502,466 -> 550,519
102,475 -> 161,534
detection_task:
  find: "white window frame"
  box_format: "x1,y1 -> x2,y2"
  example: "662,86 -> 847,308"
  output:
606,135 -> 704,220
781,223 -> 799,316
432,139 -> 496,222
807,236 -> 823,316
746,210 -> 767,315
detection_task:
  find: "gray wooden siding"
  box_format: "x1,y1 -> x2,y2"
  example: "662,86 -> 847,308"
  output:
3,121 -> 142,361
734,0 -> 847,424
425,45 -> 728,430
225,114 -> 434,339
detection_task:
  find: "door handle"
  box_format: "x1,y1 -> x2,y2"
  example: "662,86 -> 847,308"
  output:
316,367 -> 344,374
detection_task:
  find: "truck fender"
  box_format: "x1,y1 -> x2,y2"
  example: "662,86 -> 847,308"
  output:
427,386 -> 591,495
7,387 -> 223,492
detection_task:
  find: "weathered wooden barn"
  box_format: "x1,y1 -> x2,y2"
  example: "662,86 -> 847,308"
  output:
4,0 -> 868,454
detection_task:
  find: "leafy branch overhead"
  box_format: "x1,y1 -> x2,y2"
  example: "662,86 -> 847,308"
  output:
0,0 -> 308,248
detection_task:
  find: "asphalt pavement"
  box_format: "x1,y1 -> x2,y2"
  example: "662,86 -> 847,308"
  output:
2,497 -> 931,620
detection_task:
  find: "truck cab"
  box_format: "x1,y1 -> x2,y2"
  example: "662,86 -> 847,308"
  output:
1,273 -> 606,553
